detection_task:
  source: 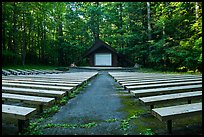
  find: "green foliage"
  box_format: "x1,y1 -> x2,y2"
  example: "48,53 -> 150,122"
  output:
79,122 -> 97,128
58,96 -> 69,105
44,105 -> 60,116
43,122 -> 97,129
105,118 -> 118,122
143,128 -> 155,135
120,119 -> 129,131
2,2 -> 202,72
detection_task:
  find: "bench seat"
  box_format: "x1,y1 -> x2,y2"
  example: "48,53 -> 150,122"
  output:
2,93 -> 55,112
139,91 -> 202,109
2,69 -> 12,76
118,75 -> 201,83
126,81 -> 202,90
2,82 -> 74,91
2,80 -> 79,87
151,102 -> 202,133
2,86 -> 66,98
8,69 -> 22,75
2,78 -> 82,84
2,104 -> 37,132
121,78 -> 202,87
130,84 -> 202,97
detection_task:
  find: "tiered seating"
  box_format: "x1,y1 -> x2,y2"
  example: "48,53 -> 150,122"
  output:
2,69 -> 12,76
2,68 -> 69,76
2,72 -> 98,132
109,72 -> 202,134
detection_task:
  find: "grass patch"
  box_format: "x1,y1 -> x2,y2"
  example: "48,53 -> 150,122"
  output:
105,118 -> 118,123
43,122 -> 97,129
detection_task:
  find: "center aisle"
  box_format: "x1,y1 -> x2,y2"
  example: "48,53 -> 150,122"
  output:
42,71 -> 126,135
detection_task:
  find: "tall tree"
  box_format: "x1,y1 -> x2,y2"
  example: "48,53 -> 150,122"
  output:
147,2 -> 152,40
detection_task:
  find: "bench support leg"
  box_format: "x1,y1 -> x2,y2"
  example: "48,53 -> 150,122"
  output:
188,100 -> 191,104
18,119 -> 29,133
39,105 -> 43,113
167,120 -> 172,134
150,105 -> 154,109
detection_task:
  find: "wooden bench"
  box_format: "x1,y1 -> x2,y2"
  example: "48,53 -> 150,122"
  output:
32,69 -> 50,74
130,84 -> 202,97
7,69 -> 22,75
115,74 -> 201,80
139,91 -> 202,109
126,81 -> 202,91
2,82 -> 74,92
151,102 -> 202,134
2,93 -> 55,113
3,75 -> 90,81
2,78 -> 83,84
2,80 -> 79,87
2,104 -> 37,132
118,75 -> 202,83
121,77 -> 202,87
2,86 -> 66,99
2,69 -> 12,76
16,69 -> 32,75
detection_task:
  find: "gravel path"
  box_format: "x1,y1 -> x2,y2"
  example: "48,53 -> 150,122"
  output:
42,71 -> 127,135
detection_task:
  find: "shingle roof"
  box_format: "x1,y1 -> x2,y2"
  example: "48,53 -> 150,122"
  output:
84,39 -> 118,57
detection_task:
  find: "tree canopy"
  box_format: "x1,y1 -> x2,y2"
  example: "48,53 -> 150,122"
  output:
2,2 -> 202,72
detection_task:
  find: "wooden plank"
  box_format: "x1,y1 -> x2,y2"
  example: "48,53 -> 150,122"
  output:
2,87 -> 66,98
113,73 -> 201,78
16,69 -> 32,75
2,80 -> 79,87
2,79 -> 82,84
126,81 -> 202,90
151,102 -> 202,122
2,76 -> 90,81
2,82 -> 74,91
2,69 -> 12,75
119,76 -> 202,84
139,91 -> 202,106
2,104 -> 37,121
109,72 -> 201,77
2,93 -> 55,105
117,75 -> 201,82
130,84 -> 202,97
7,69 -> 22,75
121,78 -> 202,87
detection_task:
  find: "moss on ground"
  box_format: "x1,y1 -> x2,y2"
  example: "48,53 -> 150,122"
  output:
116,90 -> 202,135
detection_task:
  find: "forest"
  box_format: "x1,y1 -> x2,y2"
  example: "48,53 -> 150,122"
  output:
2,2 -> 202,72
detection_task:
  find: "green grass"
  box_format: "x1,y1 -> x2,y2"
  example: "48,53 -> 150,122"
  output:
2,64 -> 59,70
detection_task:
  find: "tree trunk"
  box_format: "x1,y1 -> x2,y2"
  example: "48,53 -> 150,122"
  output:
12,2 -> 17,53
119,3 -> 124,49
2,3 -> 6,51
195,2 -> 199,20
58,17 -> 64,66
22,12 -> 26,66
147,2 -> 152,40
